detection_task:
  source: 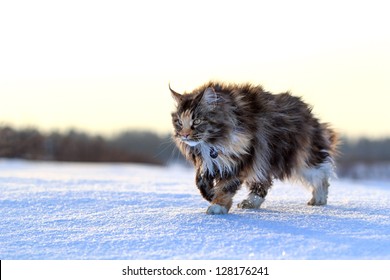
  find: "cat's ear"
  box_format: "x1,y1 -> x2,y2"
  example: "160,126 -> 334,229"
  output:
202,87 -> 221,109
169,83 -> 182,104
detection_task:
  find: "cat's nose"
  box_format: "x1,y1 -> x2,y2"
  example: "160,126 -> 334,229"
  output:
180,130 -> 191,139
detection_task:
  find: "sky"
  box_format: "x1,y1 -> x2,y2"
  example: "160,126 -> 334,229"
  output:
0,0 -> 389,138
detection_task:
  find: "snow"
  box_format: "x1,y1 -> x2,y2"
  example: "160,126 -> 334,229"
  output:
0,159 -> 389,260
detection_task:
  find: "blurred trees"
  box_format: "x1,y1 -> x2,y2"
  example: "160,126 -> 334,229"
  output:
0,126 -> 45,160
338,137 -> 390,164
1,125 -> 390,179
337,137 -> 390,179
0,126 -> 182,165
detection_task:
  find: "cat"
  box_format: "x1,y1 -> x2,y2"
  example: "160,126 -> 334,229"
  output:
170,81 -> 338,214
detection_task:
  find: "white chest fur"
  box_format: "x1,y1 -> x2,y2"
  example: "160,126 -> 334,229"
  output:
198,130 -> 251,177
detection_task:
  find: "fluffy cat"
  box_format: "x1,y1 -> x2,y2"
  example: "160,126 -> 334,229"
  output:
170,81 -> 338,214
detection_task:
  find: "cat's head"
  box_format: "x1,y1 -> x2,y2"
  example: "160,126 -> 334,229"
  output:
170,84 -> 228,147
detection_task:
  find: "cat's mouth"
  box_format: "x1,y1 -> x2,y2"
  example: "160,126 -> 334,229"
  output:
181,139 -> 200,147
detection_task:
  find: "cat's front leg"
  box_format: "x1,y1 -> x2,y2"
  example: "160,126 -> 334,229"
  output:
207,177 -> 242,215
237,179 -> 272,209
195,169 -> 214,202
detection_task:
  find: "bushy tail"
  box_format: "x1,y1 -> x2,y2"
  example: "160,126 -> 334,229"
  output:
322,123 -> 339,159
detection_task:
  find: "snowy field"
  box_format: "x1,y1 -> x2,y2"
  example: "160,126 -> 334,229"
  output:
0,159 -> 389,260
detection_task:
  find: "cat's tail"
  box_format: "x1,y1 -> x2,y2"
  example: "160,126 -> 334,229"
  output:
322,123 -> 340,161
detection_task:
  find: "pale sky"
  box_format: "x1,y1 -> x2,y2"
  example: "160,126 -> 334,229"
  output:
1,0 -> 389,138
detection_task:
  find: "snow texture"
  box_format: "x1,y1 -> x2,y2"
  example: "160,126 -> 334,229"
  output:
0,159 -> 389,260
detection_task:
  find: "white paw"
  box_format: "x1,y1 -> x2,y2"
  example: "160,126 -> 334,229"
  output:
307,197 -> 327,206
237,194 -> 264,209
308,188 -> 328,206
206,204 -> 228,215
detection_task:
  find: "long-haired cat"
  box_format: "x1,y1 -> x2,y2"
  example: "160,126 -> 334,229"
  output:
170,81 -> 338,214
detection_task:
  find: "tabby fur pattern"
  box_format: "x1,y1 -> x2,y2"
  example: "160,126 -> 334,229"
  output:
170,81 -> 338,214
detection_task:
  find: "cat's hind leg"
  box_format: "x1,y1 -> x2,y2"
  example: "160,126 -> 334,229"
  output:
299,160 -> 335,206
307,178 -> 329,206
237,181 -> 271,209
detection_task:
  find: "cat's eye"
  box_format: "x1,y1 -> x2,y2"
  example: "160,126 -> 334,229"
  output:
193,119 -> 201,125
176,119 -> 183,126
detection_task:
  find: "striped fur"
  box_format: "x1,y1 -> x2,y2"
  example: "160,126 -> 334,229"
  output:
170,81 -> 338,214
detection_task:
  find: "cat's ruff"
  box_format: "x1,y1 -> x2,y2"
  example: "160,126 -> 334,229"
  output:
170,81 -> 338,215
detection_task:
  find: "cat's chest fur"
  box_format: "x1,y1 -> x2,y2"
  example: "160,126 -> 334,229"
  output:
195,130 -> 251,176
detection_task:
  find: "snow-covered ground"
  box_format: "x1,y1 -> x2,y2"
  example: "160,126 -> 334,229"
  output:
0,159 -> 389,260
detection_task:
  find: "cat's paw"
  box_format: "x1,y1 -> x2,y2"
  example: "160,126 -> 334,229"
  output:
307,197 -> 327,206
206,204 -> 228,215
237,194 -> 264,209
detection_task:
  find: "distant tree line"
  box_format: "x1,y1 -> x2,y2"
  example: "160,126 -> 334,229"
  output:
337,137 -> 390,179
337,137 -> 390,163
1,125 -> 390,178
0,126 -> 181,165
